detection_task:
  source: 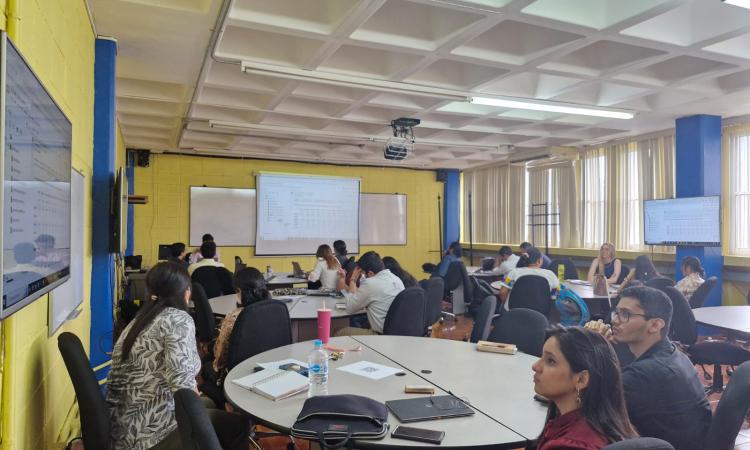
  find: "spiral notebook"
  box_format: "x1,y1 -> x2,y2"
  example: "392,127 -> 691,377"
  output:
232,368 -> 309,401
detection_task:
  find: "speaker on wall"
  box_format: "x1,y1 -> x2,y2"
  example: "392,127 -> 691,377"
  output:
436,169 -> 449,182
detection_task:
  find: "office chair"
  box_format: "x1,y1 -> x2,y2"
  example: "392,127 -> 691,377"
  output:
420,277 -> 444,335
441,261 -> 473,316
688,340 -> 750,394
507,275 -> 552,317
601,438 -> 674,449
174,389 -> 223,450
659,286 -> 697,347
704,361 -> 750,450
645,276 -> 675,290
469,295 -> 497,343
548,257 -> 578,280
487,308 -> 548,357
227,299 -> 292,371
688,276 -> 717,309
192,283 -> 218,354
191,266 -> 234,298
383,287 -> 426,337
57,332 -> 111,450
617,264 -> 631,284
466,276 -> 494,318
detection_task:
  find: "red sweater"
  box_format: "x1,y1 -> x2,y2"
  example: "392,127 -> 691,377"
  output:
537,409 -> 609,450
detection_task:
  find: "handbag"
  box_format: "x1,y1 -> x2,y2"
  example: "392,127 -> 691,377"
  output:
592,273 -> 609,297
291,394 -> 389,449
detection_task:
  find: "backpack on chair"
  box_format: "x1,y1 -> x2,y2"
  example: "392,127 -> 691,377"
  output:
555,284 -> 590,326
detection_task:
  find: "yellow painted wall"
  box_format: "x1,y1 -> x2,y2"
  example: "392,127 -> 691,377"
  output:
133,154 -> 443,279
1,1 -> 97,449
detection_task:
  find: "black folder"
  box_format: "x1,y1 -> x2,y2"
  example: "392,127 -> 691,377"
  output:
385,395 -> 475,423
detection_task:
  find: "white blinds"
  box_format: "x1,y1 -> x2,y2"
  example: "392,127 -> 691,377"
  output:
728,130 -> 750,255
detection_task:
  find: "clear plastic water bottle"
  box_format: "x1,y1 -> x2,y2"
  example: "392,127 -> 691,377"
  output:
307,339 -> 329,397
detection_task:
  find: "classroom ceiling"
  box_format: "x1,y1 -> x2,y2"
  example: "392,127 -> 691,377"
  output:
88,0 -> 750,169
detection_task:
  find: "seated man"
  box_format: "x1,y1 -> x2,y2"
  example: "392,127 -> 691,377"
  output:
520,241 -> 551,269
590,286 -> 711,450
167,242 -> 189,269
497,246 -> 559,308
187,241 -> 224,276
336,251 -> 404,336
492,245 -> 519,276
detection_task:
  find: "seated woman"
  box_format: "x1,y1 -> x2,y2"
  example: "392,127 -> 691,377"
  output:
619,255 -> 660,290
422,241 -> 462,276
213,267 -> 271,377
107,262 -> 247,450
587,243 -> 622,285
308,244 -> 341,289
533,327 -> 637,450
383,256 -> 418,288
333,240 -> 349,268
674,256 -> 705,301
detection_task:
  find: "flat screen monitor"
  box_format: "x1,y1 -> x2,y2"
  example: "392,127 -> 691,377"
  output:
644,196 -> 721,246
1,33 -> 72,318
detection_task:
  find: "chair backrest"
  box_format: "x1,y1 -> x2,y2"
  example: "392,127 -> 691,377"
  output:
508,275 -> 552,316
227,299 -> 292,370
191,266 -> 227,298
746,289 -> 750,306
383,287 -> 426,337
548,257 -> 578,280
191,282 -> 217,344
617,264 -> 631,284
420,277 -> 444,330
705,361 -> 750,450
487,308 -> 548,357
689,276 -> 717,308
469,295 -> 497,343
467,276 -> 494,317
57,332 -> 111,450
601,437 -> 675,449
645,276 -> 675,290
660,286 -> 697,346
442,261 -> 464,292
174,389 -> 222,450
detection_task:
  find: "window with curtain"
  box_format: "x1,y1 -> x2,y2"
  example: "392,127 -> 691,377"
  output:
581,147 -> 607,248
728,129 -> 750,255
527,162 -> 579,249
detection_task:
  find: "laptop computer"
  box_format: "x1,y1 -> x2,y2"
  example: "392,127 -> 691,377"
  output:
291,262 -> 305,278
385,395 -> 474,423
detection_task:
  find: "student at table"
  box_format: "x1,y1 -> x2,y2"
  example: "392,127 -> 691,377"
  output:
107,262 -> 248,450
588,286 -> 711,449
307,244 -> 341,289
619,255 -> 660,290
189,233 -> 220,264
333,240 -> 349,268
674,256 -> 705,302
166,242 -> 189,269
383,256 -> 418,288
533,327 -> 638,449
187,241 -> 225,276
492,245 -> 519,276
521,241 -> 552,268
336,251 -> 404,335
587,243 -> 622,285
498,247 -> 559,307
422,241 -> 463,277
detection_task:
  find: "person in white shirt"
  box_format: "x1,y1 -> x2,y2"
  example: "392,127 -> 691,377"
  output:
187,241 -> 225,276
189,233 -> 220,265
308,244 -> 341,289
498,246 -> 559,310
493,245 -> 519,276
335,251 -> 404,335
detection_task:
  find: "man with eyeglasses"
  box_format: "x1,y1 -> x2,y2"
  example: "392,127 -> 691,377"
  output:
588,286 -> 710,450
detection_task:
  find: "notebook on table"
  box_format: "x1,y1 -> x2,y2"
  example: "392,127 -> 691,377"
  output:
231,367 -> 308,401
385,395 -> 475,422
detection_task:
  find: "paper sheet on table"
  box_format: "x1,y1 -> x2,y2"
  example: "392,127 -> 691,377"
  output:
336,360 -> 401,380
257,358 -> 308,370
566,280 -> 590,285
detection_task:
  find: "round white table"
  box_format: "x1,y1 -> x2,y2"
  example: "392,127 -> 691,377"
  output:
224,335 -> 546,449
692,306 -> 750,335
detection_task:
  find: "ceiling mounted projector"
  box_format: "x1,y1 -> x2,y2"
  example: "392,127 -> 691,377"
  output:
385,117 -> 420,161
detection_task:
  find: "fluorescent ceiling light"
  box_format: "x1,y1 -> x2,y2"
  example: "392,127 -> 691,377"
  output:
723,0 -> 750,10
470,97 -> 634,119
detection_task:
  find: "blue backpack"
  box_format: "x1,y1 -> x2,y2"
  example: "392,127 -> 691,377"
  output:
555,284 -> 590,326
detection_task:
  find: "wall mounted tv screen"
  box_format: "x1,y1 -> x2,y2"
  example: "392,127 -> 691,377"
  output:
644,196 -> 721,247
1,32 -> 72,319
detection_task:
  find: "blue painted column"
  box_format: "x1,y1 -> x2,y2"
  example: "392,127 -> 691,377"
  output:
675,115 -> 723,311
443,169 -> 460,250
125,150 -> 135,256
90,38 -> 117,380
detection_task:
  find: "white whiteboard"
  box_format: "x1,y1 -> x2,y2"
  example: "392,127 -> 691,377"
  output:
189,187 -> 255,246
49,169 -> 84,335
360,194 -> 407,245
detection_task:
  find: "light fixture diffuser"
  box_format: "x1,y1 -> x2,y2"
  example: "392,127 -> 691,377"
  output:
723,0 -> 750,10
470,97 -> 634,119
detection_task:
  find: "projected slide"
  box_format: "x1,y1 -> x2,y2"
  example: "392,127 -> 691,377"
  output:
256,173 -> 360,255
644,196 -> 720,246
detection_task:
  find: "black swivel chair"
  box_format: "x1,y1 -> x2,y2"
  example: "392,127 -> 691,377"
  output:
57,332 -> 111,450
383,287 -> 426,337
704,361 -> 750,450
191,266 -> 234,299
617,264 -> 631,284
548,258 -> 578,280
507,275 -> 553,317
660,286 -> 697,347
469,295 -> 497,343
688,340 -> 750,394
441,261 -> 473,317
192,282 -> 218,352
420,277 -> 444,335
174,389 -> 223,450
227,299 -> 293,371
487,308 -> 548,357
601,438 -> 674,449
688,276 -> 717,309
645,276 -> 675,290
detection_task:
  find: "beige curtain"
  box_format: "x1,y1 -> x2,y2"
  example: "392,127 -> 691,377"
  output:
728,129 -> 750,255
581,147 -> 608,248
637,136 -> 675,252
526,162 -> 579,248
462,164 -> 526,244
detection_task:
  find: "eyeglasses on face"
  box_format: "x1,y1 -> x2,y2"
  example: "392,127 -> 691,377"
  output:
610,308 -> 650,323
